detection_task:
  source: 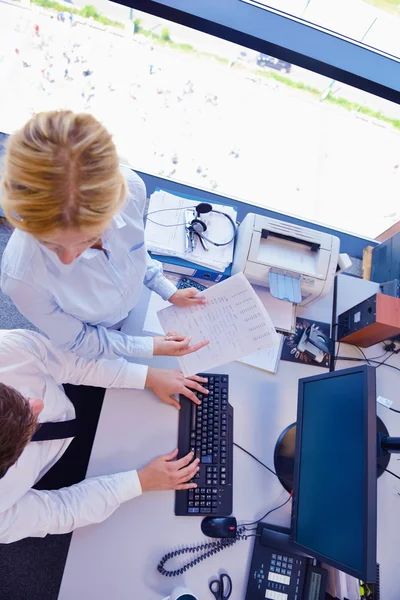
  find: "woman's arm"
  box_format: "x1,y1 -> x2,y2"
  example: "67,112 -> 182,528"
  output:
1,275 -> 154,361
143,251 -> 178,300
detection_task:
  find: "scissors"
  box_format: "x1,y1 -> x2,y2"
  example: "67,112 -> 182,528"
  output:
209,573 -> 232,600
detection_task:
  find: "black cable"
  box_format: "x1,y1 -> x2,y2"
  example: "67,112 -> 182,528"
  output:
337,355 -> 400,374
356,346 -> 371,365
376,351 -> 395,369
329,276 -> 338,372
242,495 -> 292,529
144,205 -> 190,227
157,526 -> 252,577
341,341 -> 388,362
385,468 -> 400,481
336,353 -> 400,412
355,345 -> 390,364
334,341 -> 341,368
233,442 -> 293,487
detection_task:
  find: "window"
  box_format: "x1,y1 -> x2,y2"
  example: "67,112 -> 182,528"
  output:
1,1 -> 399,239
244,0 -> 400,60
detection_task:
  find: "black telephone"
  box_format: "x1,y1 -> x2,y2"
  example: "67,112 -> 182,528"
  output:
245,522 -> 327,600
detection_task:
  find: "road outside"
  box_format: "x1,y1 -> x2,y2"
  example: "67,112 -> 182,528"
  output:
1,0 -> 400,239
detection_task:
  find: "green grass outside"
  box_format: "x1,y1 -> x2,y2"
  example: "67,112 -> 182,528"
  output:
255,69 -> 400,131
30,0 -> 124,29
26,2 -> 400,130
362,0 -> 400,15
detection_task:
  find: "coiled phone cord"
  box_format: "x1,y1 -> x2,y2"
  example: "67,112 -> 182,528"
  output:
157,526 -> 255,577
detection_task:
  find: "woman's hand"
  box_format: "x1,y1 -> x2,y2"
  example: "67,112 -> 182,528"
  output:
145,368 -> 209,409
153,332 -> 209,357
138,449 -> 199,492
168,287 -> 207,307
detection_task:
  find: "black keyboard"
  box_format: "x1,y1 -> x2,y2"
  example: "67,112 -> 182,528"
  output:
175,373 -> 233,517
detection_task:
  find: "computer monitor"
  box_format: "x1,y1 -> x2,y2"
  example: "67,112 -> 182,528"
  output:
291,365 -> 377,582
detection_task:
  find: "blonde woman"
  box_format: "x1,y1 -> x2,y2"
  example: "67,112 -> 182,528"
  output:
1,111 -> 209,407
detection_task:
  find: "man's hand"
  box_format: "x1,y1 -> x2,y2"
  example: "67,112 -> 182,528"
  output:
168,287 -> 206,307
153,332 -> 209,357
138,449 -> 199,492
145,368 -> 208,409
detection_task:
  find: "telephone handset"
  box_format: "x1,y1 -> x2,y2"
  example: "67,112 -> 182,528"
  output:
245,522 -> 327,600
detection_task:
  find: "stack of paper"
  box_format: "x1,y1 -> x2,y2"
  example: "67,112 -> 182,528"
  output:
237,334 -> 284,374
145,190 -> 236,273
157,273 -> 280,377
253,284 -> 296,334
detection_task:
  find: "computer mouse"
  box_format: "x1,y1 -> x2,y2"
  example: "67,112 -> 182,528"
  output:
201,516 -> 237,539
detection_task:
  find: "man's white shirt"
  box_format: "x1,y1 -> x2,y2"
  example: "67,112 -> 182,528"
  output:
0,329 -> 145,543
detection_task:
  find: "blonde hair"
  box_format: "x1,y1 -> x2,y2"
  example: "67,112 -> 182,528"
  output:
1,111 -> 127,235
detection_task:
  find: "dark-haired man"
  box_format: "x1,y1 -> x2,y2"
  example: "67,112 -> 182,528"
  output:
0,329 -> 205,543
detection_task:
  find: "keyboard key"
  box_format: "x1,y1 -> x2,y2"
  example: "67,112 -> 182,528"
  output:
200,508 -> 209,514
201,452 -> 212,464
188,508 -> 199,513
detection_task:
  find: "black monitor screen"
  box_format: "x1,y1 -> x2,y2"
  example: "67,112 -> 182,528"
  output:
293,367 -> 376,580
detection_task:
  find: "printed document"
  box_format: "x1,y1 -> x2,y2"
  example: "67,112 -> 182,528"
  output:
237,333 -> 284,374
157,273 -> 280,376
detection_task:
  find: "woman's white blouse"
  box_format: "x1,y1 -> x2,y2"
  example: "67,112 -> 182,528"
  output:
1,168 -> 177,360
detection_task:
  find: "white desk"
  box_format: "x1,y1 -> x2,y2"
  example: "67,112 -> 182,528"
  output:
335,276 -> 400,600
58,275 -> 399,600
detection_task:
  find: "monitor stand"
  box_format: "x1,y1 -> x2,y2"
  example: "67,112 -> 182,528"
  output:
274,417 -> 398,493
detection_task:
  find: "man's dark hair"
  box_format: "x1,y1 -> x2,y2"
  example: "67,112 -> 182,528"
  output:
0,382 -> 38,477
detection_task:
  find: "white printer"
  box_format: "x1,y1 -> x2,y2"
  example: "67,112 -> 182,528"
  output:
232,213 -> 341,306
